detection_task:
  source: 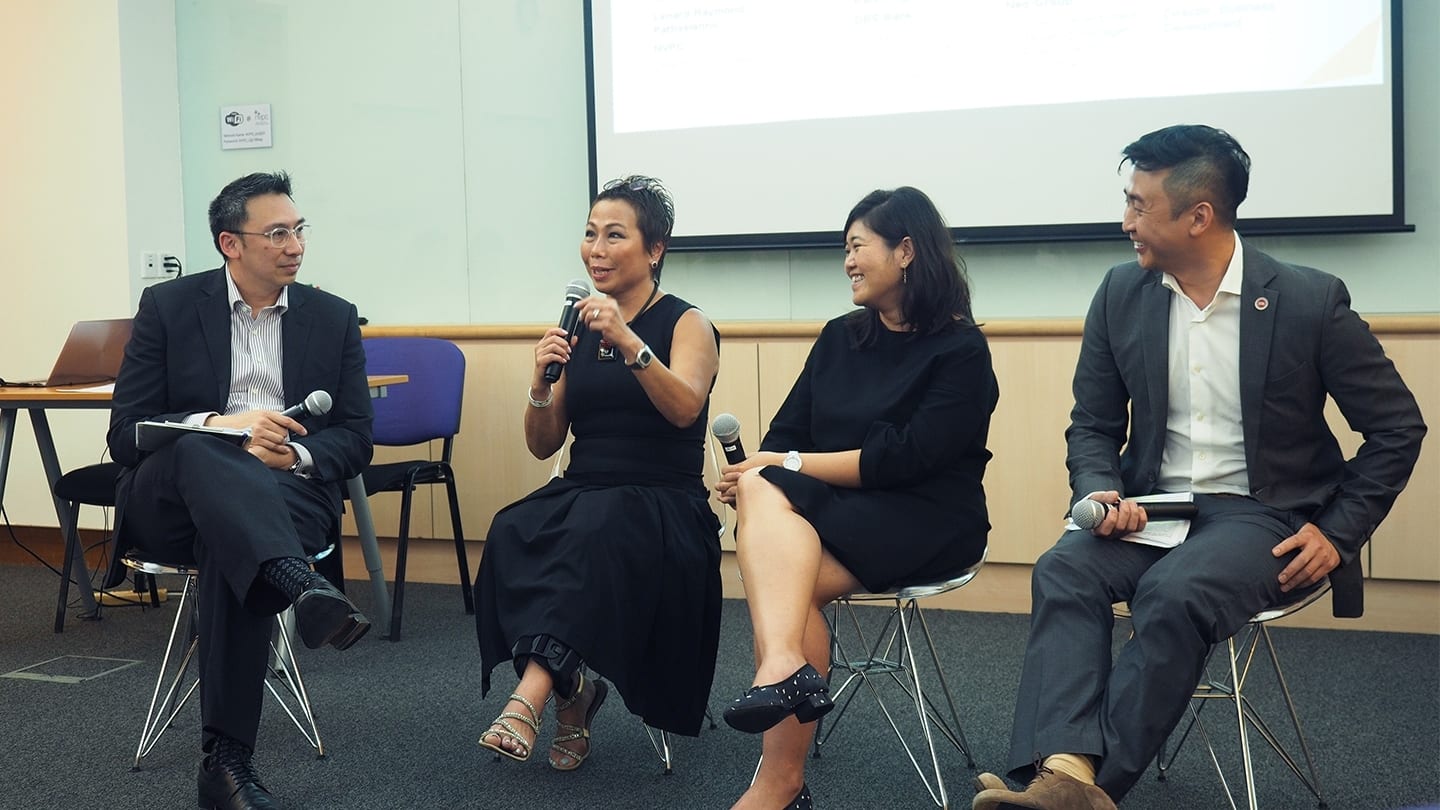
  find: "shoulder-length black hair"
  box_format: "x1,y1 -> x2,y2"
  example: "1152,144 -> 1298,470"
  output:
842,186 -> 975,347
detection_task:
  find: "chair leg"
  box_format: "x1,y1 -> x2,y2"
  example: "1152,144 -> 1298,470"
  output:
443,470 -> 473,615
1251,626 -> 1326,807
133,575 -> 201,769
896,600 -> 957,808
1156,623 -> 1327,810
1229,634 -> 1260,810
390,485 -> 414,642
643,723 -> 675,775
54,501 -> 82,633
811,599 -> 882,757
814,597 -> 967,808
912,602 -> 975,767
269,607 -> 325,758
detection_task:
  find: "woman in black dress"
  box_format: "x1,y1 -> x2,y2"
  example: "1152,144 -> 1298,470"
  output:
475,176 -> 721,771
716,187 -> 998,809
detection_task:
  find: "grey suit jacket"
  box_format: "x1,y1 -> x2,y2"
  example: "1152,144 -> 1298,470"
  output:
1065,241 -> 1425,617
107,267 -> 374,546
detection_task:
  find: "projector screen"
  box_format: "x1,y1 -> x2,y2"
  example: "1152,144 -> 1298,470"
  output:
586,0 -> 1407,249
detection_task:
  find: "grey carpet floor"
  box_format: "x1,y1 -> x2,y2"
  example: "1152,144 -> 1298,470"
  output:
1,563 -> 1437,809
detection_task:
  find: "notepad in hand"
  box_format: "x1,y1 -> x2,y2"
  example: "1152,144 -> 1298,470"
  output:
135,421 -> 250,453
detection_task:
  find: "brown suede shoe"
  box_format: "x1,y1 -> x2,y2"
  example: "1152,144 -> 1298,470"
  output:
972,768 -> 1116,810
974,772 -> 1008,793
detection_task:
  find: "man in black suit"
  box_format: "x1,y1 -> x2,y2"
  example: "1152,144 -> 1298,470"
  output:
108,172 -> 373,810
973,125 -> 1425,809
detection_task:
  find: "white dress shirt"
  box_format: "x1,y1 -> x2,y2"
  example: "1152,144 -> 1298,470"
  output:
1156,232 -> 1250,495
184,272 -> 313,473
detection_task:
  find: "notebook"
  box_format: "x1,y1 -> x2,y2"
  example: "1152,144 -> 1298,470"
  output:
135,421 -> 249,452
0,318 -> 134,388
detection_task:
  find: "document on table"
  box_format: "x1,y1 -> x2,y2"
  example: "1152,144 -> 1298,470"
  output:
1064,492 -> 1194,548
136,421 -> 249,452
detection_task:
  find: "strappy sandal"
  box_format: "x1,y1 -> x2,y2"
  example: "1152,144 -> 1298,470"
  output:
478,693 -> 541,762
548,673 -> 609,771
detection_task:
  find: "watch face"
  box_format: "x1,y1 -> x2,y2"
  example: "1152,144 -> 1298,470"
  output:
632,345 -> 654,368
783,451 -> 802,471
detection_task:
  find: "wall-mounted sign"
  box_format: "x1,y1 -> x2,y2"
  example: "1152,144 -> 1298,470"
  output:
219,103 -> 272,150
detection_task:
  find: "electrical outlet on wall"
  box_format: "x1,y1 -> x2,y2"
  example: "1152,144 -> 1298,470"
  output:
140,251 -> 163,279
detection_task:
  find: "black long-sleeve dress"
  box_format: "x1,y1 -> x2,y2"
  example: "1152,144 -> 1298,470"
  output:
474,294 -> 722,736
757,313 -> 997,592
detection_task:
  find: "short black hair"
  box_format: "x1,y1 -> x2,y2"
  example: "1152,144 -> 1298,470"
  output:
1120,125 -> 1250,224
208,171 -> 295,258
842,186 -> 975,346
592,175 -> 675,278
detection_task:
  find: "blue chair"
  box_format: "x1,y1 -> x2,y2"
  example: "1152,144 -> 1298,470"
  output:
353,337 -> 473,641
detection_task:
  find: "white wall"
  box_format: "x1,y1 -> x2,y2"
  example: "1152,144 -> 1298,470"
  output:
170,0 -> 1439,326
119,0 -> 186,311
1,1 -> 133,527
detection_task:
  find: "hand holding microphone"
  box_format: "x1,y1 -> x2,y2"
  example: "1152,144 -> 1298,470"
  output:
711,413 -> 747,504
208,389 -> 333,451
279,390 -> 333,420
542,279 -> 592,384
1070,495 -> 1197,531
711,412 -> 746,464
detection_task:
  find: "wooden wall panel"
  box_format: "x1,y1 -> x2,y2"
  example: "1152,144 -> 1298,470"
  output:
1326,336 -> 1440,580
984,337 -> 1083,563
351,319 -> 1437,583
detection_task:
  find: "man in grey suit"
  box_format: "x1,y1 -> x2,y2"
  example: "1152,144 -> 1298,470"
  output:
109,172 -> 373,810
973,125 -> 1425,809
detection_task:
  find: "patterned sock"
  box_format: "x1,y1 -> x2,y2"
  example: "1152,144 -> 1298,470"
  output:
1043,753 -> 1097,785
259,556 -> 320,603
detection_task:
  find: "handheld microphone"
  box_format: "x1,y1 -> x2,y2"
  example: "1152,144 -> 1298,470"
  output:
279,390 -> 333,420
543,279 -> 592,384
1070,497 -> 1198,531
711,413 -> 746,464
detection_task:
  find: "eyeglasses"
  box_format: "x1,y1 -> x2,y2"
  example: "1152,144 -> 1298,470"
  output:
233,224 -> 311,247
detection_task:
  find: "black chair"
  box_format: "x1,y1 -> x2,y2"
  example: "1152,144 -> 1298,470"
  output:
347,337 -> 473,641
51,461 -> 125,632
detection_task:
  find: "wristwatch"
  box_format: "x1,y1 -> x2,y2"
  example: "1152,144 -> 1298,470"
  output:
627,343 -> 655,370
782,450 -> 803,472
287,451 -> 304,474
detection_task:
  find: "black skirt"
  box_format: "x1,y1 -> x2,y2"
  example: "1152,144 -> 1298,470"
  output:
474,476 -> 722,736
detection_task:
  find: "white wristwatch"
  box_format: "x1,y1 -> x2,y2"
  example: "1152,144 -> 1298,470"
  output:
782,450 -> 803,472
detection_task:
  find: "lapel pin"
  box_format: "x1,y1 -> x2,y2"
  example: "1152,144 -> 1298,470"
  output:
1254,296 -> 1269,311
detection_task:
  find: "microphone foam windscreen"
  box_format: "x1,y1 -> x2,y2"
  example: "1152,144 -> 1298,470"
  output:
711,412 -> 741,442
565,279 -> 592,300
306,390 -> 334,416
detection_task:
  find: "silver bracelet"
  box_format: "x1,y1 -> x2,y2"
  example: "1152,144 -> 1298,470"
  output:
527,385 -> 554,408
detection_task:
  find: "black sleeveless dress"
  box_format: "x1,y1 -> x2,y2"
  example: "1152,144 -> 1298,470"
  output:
474,295 -> 722,736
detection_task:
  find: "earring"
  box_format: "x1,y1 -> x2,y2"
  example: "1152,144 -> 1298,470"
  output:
903,267 -> 908,284
650,260 -> 659,270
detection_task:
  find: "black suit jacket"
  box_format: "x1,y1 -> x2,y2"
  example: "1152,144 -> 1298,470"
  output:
1066,241 -> 1426,616
107,268 -> 374,548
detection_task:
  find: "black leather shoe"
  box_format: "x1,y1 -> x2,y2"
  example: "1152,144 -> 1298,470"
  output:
293,579 -> 370,650
723,663 -> 833,734
197,750 -> 281,810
